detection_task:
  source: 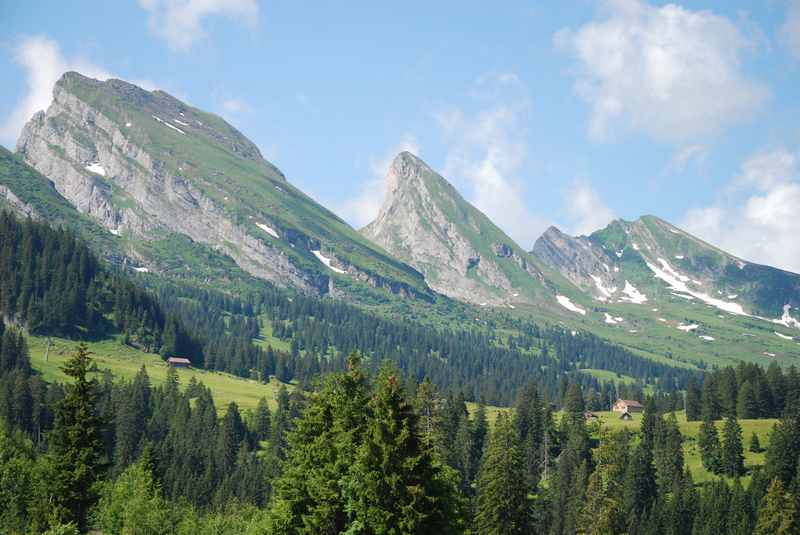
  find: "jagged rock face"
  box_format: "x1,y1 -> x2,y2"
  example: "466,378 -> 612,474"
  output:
16,72 -> 428,299
533,226 -> 619,301
532,215 -> 800,320
362,152 -> 549,306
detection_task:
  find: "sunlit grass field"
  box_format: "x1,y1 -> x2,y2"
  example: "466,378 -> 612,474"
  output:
27,335 -> 290,413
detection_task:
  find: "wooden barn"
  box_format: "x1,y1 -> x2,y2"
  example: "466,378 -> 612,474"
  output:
167,357 -> 192,368
612,399 -> 644,414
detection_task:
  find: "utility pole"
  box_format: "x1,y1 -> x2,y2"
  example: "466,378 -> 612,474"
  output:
44,337 -> 52,362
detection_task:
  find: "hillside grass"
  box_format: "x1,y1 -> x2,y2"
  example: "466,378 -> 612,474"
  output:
27,335 -> 290,412
589,410 -> 776,484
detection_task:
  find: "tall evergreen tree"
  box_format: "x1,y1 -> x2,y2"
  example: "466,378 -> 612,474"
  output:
346,367 -> 464,534
474,413 -> 532,535
698,416 -> 721,474
47,343 -> 107,531
721,415 -> 745,477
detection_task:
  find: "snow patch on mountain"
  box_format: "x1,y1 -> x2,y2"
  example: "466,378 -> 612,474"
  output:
85,162 -> 106,176
677,323 -> 699,332
604,313 -> 624,325
699,335 -> 715,341
775,331 -> 795,340
311,250 -> 347,274
152,115 -> 185,134
646,258 -> 747,315
773,305 -> 800,329
590,275 -> 617,298
256,222 -> 279,239
557,295 -> 586,315
619,281 -> 647,304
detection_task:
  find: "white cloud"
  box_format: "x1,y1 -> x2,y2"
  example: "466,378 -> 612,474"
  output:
670,145 -> 709,172
436,73 -> 548,248
565,180 -> 616,236
137,0 -> 259,51
781,0 -> 800,60
555,0 -> 768,143
336,135 -> 421,229
0,35 -> 113,147
683,147 -> 800,273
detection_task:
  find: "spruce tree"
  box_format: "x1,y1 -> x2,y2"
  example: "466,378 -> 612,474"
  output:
754,479 -> 800,535
474,413 -> 531,535
253,397 -> 272,442
721,415 -> 745,477
47,343 -> 107,531
698,416 -> 721,474
346,367 -> 464,534
737,380 -> 758,419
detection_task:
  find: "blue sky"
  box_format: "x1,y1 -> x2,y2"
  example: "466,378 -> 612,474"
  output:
2,0 -> 800,272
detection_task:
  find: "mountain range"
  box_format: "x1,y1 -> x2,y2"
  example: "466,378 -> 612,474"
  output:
2,72 -> 798,370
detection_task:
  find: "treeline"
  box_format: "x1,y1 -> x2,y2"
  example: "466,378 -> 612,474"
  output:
4,342 -> 800,533
685,360 -> 800,421
0,212 -> 194,354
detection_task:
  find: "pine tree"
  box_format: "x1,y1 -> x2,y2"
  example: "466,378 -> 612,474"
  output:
623,442 -> 656,530
754,479 -> 800,535
253,396 -> 271,442
474,413 -> 531,535
698,416 -> 721,474
347,367 -> 464,534
737,380 -> 758,419
47,343 -> 107,531
218,402 -> 246,474
267,355 -> 370,533
579,430 -> 629,535
721,415 -> 745,477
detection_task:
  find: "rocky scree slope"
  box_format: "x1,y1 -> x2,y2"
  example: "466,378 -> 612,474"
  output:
15,72 -> 429,300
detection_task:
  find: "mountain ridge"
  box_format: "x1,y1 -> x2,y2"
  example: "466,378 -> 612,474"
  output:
14,72 -> 431,301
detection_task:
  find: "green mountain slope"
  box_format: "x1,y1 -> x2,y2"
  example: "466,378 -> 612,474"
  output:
14,72 -> 430,301
532,216 -> 800,367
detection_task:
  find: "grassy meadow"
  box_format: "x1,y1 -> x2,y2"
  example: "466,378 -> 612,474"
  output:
27,335 -> 290,413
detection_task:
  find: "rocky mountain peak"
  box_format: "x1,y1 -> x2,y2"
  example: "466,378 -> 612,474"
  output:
362,153 -> 556,306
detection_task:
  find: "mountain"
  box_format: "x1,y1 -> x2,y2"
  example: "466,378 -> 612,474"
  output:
362,151 -> 571,307
532,216 -> 800,366
533,215 -> 800,322
13,72 -> 430,300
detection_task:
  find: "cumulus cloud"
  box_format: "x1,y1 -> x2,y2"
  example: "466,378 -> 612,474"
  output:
781,0 -> 800,59
137,0 -> 259,51
565,180 -> 616,236
0,35 -> 114,147
682,147 -> 800,273
436,73 -> 548,248
336,135 -> 421,229
555,0 -> 768,143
